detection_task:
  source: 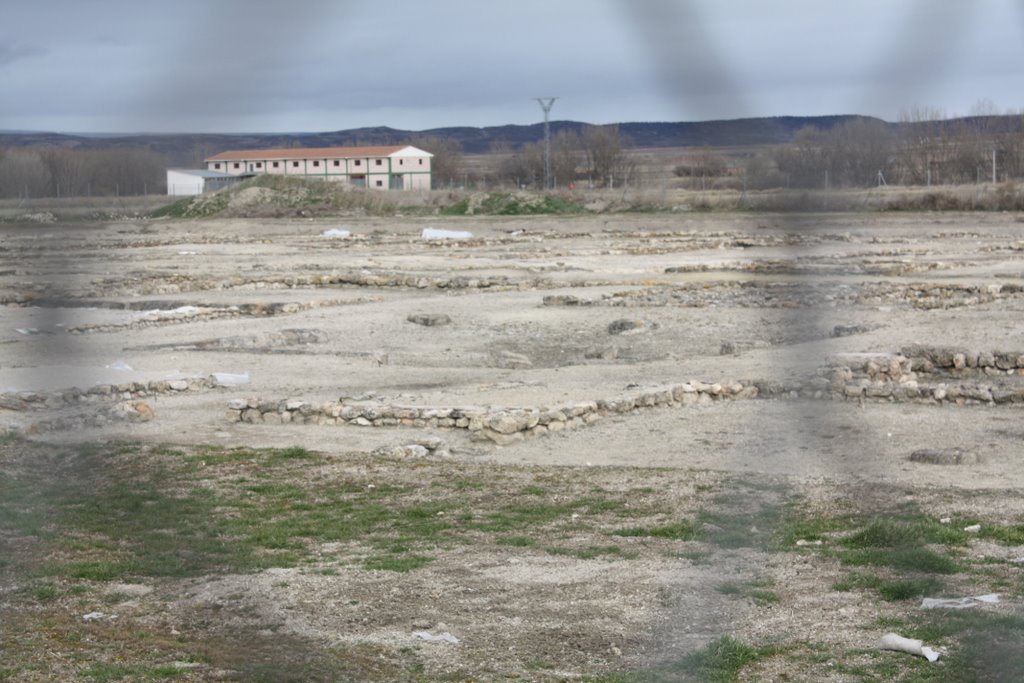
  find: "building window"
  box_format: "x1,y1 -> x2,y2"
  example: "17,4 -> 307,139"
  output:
419,159 -> 423,165
354,159 -> 361,166
375,180 -> 383,187
256,162 -> 262,168
313,160 -> 320,167
292,161 -> 299,168
272,161 -> 279,168
214,163 -> 221,169
233,162 -> 240,169
399,159 -> 404,165
375,159 -> 383,166
333,160 -> 340,167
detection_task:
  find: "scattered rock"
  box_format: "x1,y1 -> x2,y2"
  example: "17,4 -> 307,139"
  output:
832,324 -> 870,338
542,294 -> 581,306
909,448 -> 980,465
584,345 -> 618,360
407,313 -> 451,327
493,350 -> 532,369
133,402 -> 155,419
608,319 -> 647,335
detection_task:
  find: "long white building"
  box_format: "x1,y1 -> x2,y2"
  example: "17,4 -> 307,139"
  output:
204,145 -> 433,190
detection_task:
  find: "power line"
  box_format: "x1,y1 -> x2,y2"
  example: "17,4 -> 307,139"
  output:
534,97 -> 557,189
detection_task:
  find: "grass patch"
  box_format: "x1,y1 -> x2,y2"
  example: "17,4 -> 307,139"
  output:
362,554 -> 432,572
268,446 -> 316,461
440,192 -> 585,216
979,524 -> 1024,546
842,519 -> 968,550
716,579 -> 780,605
673,635 -> 768,682
834,571 -> 945,602
839,546 -> 960,574
876,577 -> 945,602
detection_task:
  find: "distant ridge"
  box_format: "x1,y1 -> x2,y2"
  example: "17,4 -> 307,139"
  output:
0,114 -> 1015,165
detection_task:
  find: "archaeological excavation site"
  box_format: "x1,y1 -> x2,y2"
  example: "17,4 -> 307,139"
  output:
3,206 -> 1024,681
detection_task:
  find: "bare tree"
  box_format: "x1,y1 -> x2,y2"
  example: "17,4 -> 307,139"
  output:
674,147 -> 729,180
581,125 -> 634,188
774,119 -> 894,188
409,135 -> 463,187
492,131 -> 580,189
0,149 -> 51,198
40,147 -> 87,197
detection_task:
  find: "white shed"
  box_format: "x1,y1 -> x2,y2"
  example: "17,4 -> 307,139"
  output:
166,169 -> 245,196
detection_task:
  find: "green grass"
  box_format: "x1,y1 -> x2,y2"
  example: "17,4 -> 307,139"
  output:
842,519 -> 969,550
978,524 -> 1024,545
673,636 -> 768,682
587,636 -> 775,683
839,546 -> 960,574
362,554 -> 433,572
716,579 -> 781,605
440,192 -> 585,216
876,577 -> 945,601
6,439 -> 1021,682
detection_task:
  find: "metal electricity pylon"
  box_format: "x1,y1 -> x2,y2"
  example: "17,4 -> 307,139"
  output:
534,97 -> 557,189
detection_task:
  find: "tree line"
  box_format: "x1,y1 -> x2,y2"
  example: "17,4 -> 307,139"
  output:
415,125 -> 636,190
0,147 -> 167,199
683,110 -> 1024,190
5,113 -> 1019,198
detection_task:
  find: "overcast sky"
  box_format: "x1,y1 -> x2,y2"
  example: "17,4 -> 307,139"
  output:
2,0 -> 1023,133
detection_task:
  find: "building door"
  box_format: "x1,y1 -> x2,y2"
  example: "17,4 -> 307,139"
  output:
389,174 -> 404,190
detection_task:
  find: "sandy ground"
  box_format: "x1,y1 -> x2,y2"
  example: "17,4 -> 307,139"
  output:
2,210 -> 1024,680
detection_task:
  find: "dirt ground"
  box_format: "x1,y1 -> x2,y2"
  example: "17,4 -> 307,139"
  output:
2,210 -> 1024,681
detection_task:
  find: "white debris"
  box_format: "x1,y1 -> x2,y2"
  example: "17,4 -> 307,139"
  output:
106,360 -> 133,371
178,250 -> 199,255
939,517 -> 952,524
878,633 -> 941,662
136,305 -> 202,319
82,612 -> 115,622
796,539 -> 823,546
212,372 -> 250,386
322,228 -> 351,238
963,524 -> 981,533
414,630 -> 459,644
422,228 -> 473,240
921,594 -> 1000,610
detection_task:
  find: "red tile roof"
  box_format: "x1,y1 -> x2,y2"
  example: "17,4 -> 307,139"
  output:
206,145 -> 415,162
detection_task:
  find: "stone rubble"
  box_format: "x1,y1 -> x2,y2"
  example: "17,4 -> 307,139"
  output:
67,300 -> 371,334
220,346 -> 1024,443
224,380 -> 760,444
0,375 -> 225,413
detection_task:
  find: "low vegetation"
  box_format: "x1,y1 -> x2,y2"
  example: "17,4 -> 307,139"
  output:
3,437 -> 1024,681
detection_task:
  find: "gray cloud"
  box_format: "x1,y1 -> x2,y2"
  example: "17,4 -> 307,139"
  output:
2,0 -> 1023,132
0,42 -> 46,67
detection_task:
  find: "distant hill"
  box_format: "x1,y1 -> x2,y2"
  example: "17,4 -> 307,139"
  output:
0,114 -> 1015,165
